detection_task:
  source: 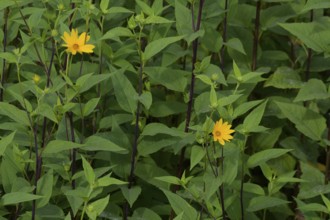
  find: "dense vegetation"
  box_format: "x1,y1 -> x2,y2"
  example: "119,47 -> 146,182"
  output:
0,0 -> 329,219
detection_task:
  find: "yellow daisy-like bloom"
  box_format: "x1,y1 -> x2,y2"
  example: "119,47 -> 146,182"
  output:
212,119 -> 235,145
61,29 -> 95,55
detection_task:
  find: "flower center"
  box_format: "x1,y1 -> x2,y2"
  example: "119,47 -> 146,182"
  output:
215,131 -> 221,137
73,44 -> 79,50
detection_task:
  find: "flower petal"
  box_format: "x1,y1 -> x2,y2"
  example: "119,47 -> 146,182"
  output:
80,44 -> 95,53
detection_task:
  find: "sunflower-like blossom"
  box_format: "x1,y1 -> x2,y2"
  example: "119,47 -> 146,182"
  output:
212,119 -> 235,145
61,29 -> 95,55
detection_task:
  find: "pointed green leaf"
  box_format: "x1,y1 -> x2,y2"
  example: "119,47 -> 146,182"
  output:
190,146 -> 205,170
144,36 -> 184,61
294,79 -> 330,102
121,186 -> 142,208
43,140 -> 84,154
276,101 -> 326,140
82,135 -> 128,154
247,149 -> 292,168
110,69 -> 138,113
1,192 -> 43,206
83,98 -> 100,117
247,196 -> 289,212
162,189 -> 198,220
0,103 -> 30,126
36,169 -> 54,208
0,131 -> 16,156
81,155 -> 95,186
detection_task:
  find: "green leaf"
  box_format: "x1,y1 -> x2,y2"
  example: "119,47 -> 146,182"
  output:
264,67 -> 303,89
97,176 -> 127,187
144,36 -> 184,61
43,140 -> 84,154
195,75 -> 213,86
136,0 -> 153,15
225,38 -> 246,55
321,194 -> 330,213
0,102 -> 30,126
243,100 -> 267,132
1,192 -> 43,206
247,149 -> 292,168
149,101 -> 186,117
77,74 -> 111,94
209,86 -> 217,108
121,186 -> 142,208
83,98 -> 100,117
86,195 -> 110,220
162,189 -> 198,220
36,169 -> 53,208
0,52 -> 17,63
276,101 -> 327,141
132,208 -> 162,220
154,176 -> 181,185
141,123 -> 186,137
298,202 -> 328,213
138,91 -> 152,110
99,114 -> 133,129
233,60 -> 242,79
294,79 -> 330,102
82,135 -> 128,154
243,183 -> 265,195
144,67 -> 188,92
145,15 -> 174,24
100,0 -> 109,13
0,131 -> 16,156
100,27 -> 133,41
81,155 -> 95,186
218,94 -> 242,107
233,100 -> 263,119
33,103 -> 58,123
175,0 -> 193,40
302,0 -> 330,12
190,146 -> 205,170
279,20 -> 330,53
110,69 -> 138,113
247,196 -> 289,212
107,7 -> 133,14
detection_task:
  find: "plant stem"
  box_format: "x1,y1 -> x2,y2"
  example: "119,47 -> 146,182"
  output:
240,154 -> 245,220
0,7 -> 9,102
219,146 -> 226,219
68,112 -> 76,189
305,9 -> 313,81
220,0 -> 228,71
176,0 -> 205,192
252,0 -> 261,71
325,116 -> 330,184
37,39 -> 55,182
124,25 -> 145,220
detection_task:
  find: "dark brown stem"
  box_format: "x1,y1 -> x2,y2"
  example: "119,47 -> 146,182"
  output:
0,7 -> 9,102
325,111 -> 330,184
240,155 -> 245,220
220,0 -> 228,71
219,147 -> 227,219
176,0 -> 205,191
252,0 -> 261,71
68,112 -> 76,189
124,30 -> 146,220
305,10 -> 313,81
31,124 -> 39,220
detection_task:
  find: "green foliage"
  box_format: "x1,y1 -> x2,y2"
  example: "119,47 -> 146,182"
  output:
0,0 -> 329,219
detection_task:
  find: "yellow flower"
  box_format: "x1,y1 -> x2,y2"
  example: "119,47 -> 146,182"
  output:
33,74 -> 41,84
212,119 -> 235,145
61,29 -> 95,55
